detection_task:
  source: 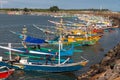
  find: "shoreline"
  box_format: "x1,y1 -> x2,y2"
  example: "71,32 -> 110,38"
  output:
0,10 -> 119,28
77,41 -> 120,80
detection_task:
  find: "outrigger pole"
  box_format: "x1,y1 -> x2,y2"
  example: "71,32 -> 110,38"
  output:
8,43 -> 12,61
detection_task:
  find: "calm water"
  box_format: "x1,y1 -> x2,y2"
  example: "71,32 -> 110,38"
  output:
0,14 -> 120,80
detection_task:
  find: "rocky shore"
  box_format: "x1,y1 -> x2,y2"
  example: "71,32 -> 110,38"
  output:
78,42 -> 120,80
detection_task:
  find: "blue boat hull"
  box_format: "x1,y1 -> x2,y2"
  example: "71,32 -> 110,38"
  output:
0,61 -> 20,69
0,61 -> 86,72
23,63 -> 83,72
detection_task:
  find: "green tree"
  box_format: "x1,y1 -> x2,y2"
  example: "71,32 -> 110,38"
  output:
49,6 -> 59,12
23,8 -> 29,12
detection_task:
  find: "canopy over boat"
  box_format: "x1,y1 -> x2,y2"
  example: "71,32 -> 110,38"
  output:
24,36 -> 46,44
10,30 -> 46,44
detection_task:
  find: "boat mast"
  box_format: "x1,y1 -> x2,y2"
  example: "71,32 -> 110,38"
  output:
58,18 -> 63,65
60,18 -> 63,49
58,40 -> 61,65
85,25 -> 88,41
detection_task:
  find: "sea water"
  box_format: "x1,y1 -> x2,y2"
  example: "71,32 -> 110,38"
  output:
0,14 -> 120,80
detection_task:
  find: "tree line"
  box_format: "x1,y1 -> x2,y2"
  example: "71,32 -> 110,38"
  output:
0,6 -> 110,12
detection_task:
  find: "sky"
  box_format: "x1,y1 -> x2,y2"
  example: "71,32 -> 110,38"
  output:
0,0 -> 120,11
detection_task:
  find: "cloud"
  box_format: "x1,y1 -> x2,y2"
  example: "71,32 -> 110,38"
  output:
0,0 -> 8,3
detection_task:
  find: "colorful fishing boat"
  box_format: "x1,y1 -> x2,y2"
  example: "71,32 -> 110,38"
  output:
63,34 -> 101,45
10,24 -> 101,46
10,30 -> 83,52
12,41 -> 88,72
0,42 -> 75,57
47,19 -> 102,46
0,41 -> 88,72
0,66 -> 14,79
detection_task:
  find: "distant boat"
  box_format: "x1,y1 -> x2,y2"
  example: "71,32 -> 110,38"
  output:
47,19 -> 102,46
9,30 -> 83,53
0,66 -> 14,79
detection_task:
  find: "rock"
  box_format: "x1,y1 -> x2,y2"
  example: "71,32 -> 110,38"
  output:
77,75 -> 89,80
90,64 -> 100,69
108,49 -> 114,53
115,59 -> 120,64
113,63 -> 120,73
97,67 -> 106,73
115,50 -> 120,58
80,78 -> 89,80
90,72 -> 106,80
101,56 -> 111,65
113,77 -> 120,80
77,42 -> 120,80
103,69 -> 113,79
97,77 -> 106,80
108,72 -> 119,80
107,52 -> 115,57
103,66 -> 111,70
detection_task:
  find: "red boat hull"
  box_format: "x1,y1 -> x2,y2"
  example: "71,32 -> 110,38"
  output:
0,69 -> 14,79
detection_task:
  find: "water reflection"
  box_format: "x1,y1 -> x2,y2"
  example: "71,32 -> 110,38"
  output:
6,70 -> 76,80
73,28 -> 120,76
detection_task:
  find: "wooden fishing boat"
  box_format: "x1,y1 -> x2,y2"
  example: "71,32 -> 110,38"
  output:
0,43 -> 75,57
16,58 -> 88,72
0,66 -> 14,79
10,30 -> 83,52
0,41 -> 88,72
66,34 -> 101,42
10,24 -> 100,46
92,28 -> 104,34
46,34 -> 101,46
11,41 -> 88,72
